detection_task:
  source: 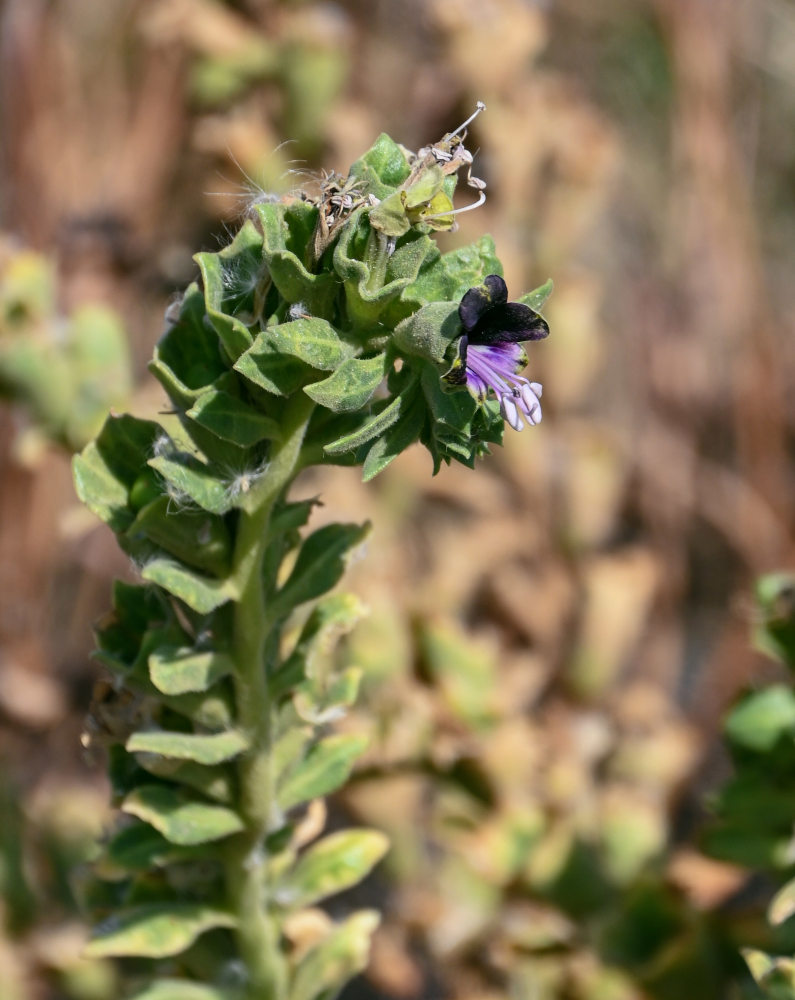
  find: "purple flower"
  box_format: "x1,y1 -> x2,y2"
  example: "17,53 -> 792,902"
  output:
443,274 -> 549,430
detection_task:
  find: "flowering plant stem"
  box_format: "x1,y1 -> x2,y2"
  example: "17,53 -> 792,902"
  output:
227,393 -> 315,1000
73,110 -> 551,1000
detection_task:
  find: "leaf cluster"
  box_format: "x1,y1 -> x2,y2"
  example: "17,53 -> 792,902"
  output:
706,574 -> 795,998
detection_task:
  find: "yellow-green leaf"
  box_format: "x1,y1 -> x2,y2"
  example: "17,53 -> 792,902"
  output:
85,904 -> 235,959
122,785 -> 244,845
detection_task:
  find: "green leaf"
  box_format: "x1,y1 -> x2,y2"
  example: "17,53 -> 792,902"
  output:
151,283 -> 228,406
348,133 -> 411,198
128,980 -> 236,1000
127,729 -> 249,765
324,376 -> 420,455
393,301 -> 460,365
73,415 -> 163,533
754,573 -> 795,670
279,830 -> 389,910
278,734 -> 368,810
141,559 -> 236,614
245,318 -> 354,383
361,391 -> 424,481
128,498 -> 232,577
256,201 -> 338,314
518,277 -> 554,312
149,453 -> 232,515
333,215 -> 434,326
164,690 -> 235,733
127,980 -> 237,1000
122,784 -> 244,845
288,910 -> 380,1000
103,822 -> 185,873
136,756 -> 234,804
274,593 -> 367,700
187,387 -> 282,447
85,903 -> 235,958
366,191 -> 410,239
149,648 -> 234,695
274,522 -> 370,615
419,620 -> 499,731
400,235 -> 502,313
303,354 -> 387,412
724,685 -> 795,752
272,724 -> 313,789
234,347 -> 308,397
770,876 -> 795,926
195,219 -> 264,362
294,667 -> 363,725
702,826 -> 793,869
743,949 -> 795,1000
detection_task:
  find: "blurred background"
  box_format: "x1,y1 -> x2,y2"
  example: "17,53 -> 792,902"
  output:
0,0 -> 793,997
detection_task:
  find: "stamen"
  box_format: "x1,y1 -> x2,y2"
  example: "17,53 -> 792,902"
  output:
447,101 -> 487,139
423,189 -> 487,222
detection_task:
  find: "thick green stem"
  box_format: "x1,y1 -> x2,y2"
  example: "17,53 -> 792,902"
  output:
225,392 -> 315,1000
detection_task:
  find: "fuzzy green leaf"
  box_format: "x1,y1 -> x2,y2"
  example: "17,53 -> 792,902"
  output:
187,387 -> 282,446
401,235 -> 502,311
250,317 -> 354,375
278,734 -> 368,811
234,347 -> 308,397
256,201 -> 338,313
85,903 -> 235,958
348,133 -> 410,198
127,729 -> 249,765
195,219 -> 264,362
279,830 -> 389,910
149,648 -> 234,695
73,415 -> 163,533
333,215 -> 434,326
149,453 -> 231,515
122,784 -> 244,845
303,354 -> 387,412
274,522 -> 370,615
150,284 -> 228,407
288,910 -> 380,1000
323,376 -> 420,456
141,559 -> 236,614
128,498 -> 232,577
393,300 -> 460,365
361,391 -> 424,481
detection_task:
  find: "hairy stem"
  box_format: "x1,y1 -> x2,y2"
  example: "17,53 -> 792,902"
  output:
365,227 -> 390,293
225,392 -> 315,1000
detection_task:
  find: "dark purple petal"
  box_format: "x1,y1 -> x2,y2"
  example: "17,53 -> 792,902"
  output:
458,274 -> 508,332
469,302 -> 549,345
